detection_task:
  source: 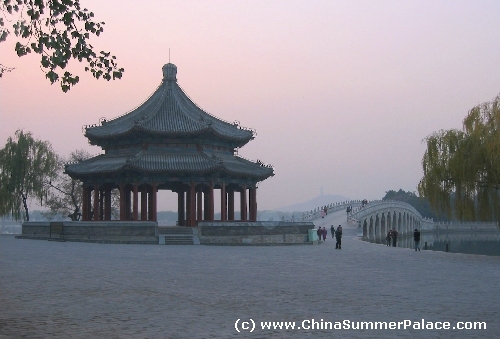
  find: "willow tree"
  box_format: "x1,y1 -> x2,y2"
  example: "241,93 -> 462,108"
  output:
418,94 -> 500,221
0,130 -> 58,221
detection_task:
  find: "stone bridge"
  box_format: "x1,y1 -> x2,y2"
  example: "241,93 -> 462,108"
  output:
296,199 -> 433,242
299,198 -> 499,250
348,200 -> 434,243
348,200 -> 434,244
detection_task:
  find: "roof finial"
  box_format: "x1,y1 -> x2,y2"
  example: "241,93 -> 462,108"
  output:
169,48 -> 170,63
162,62 -> 177,81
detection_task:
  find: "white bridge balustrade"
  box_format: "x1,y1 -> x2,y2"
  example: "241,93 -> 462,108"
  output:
293,200 -> 363,222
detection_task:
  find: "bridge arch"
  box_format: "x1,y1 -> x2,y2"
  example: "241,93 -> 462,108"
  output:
374,214 -> 380,243
351,200 -> 432,244
368,217 -> 375,242
363,219 -> 368,238
380,213 -> 386,241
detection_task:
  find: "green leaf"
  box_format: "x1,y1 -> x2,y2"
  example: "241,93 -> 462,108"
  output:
4,0 -> 124,92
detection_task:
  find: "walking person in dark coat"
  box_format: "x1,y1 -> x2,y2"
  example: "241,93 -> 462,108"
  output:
335,225 -> 342,249
316,227 -> 322,244
414,229 -> 421,251
386,230 -> 392,246
392,228 -> 398,247
322,227 -> 327,241
330,225 -> 335,238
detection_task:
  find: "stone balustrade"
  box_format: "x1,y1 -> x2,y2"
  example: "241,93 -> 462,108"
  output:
293,200 -> 363,221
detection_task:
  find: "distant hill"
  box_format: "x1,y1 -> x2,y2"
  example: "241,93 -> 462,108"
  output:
276,194 -> 351,212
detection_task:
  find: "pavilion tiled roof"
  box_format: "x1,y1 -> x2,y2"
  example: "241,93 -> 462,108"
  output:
65,149 -> 274,181
85,63 -> 254,148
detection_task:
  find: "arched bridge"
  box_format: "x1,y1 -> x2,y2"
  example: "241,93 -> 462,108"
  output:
348,200 -> 434,243
294,198 -> 498,250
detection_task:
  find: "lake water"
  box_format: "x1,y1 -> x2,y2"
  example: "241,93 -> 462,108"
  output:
397,230 -> 500,256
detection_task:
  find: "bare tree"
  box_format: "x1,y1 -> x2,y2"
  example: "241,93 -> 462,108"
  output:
44,149 -> 120,221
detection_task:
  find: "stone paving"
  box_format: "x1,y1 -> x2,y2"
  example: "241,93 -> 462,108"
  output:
1,210 -> 499,338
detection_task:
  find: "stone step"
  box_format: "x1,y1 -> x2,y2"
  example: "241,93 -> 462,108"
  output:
159,234 -> 194,245
164,236 -> 193,240
164,241 -> 194,245
157,227 -> 194,235
164,239 -> 194,245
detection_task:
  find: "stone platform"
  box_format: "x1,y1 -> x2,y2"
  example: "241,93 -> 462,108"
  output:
198,221 -> 315,245
17,221 -> 158,244
16,221 -> 315,245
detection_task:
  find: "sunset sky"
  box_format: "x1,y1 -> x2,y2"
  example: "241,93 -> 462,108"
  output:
1,0 -> 500,211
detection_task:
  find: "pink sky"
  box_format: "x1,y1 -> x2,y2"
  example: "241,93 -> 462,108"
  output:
1,0 -> 500,211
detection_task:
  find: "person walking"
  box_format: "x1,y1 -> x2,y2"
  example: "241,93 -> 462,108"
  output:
316,227 -> 322,244
392,228 -> 398,247
322,227 -> 327,241
386,230 -> 392,246
414,228 -> 421,251
335,225 -> 342,249
330,225 -> 335,238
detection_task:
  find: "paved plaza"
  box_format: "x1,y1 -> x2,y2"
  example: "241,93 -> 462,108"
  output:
1,210 -> 499,338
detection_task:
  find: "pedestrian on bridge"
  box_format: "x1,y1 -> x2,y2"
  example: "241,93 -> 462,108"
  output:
414,229 -> 421,251
392,228 -> 399,247
322,227 -> 327,241
330,225 -> 335,238
386,230 -> 392,246
335,225 -> 342,249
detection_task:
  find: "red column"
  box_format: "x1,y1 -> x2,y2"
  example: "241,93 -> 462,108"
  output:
203,187 -> 210,220
189,182 -> 196,226
119,184 -> 125,221
141,186 -> 147,221
133,183 -> 139,221
178,190 -> 185,226
240,184 -> 247,221
99,188 -> 104,220
186,187 -> 191,226
148,186 -> 153,221
209,181 -> 215,221
93,184 -> 100,221
104,187 -> 111,220
221,182 -> 227,221
151,182 -> 157,222
81,185 -> 88,221
249,187 -> 257,221
197,187 -> 203,222
228,189 -> 235,221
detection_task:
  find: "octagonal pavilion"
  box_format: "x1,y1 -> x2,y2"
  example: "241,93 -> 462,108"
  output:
65,63 -> 274,226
